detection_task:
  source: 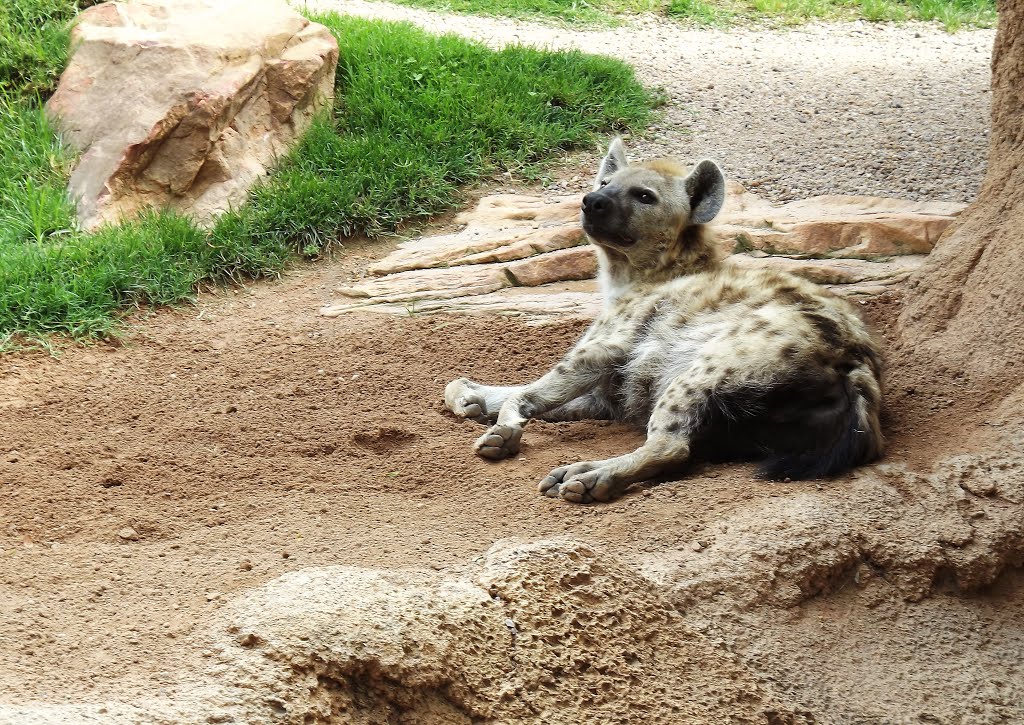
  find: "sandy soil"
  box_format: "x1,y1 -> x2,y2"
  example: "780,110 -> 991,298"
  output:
2,245 -> 1021,722
1,8 -> 1021,725
0,252 -> 767,700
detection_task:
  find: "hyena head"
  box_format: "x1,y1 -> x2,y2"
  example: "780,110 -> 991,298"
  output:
580,138 -> 726,264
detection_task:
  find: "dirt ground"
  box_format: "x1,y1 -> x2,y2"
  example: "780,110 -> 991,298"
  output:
2,7 -> 1022,722
0,243 -> 750,698
1,229 -> 1021,722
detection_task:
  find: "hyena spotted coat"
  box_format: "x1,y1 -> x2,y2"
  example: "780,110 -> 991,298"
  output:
445,138 -> 884,503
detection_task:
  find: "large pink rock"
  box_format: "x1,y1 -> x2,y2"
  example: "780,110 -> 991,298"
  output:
46,0 -> 338,229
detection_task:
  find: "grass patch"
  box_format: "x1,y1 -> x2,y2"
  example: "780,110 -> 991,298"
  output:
390,0 -> 994,29
388,0 -> 613,25
666,0 -> 736,23
387,0 -> 665,25
0,5 -> 655,340
0,0 -> 78,100
252,12 -> 656,249
723,0 -> 995,27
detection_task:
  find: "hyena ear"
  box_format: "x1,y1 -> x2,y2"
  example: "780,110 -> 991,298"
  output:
683,159 -> 726,225
595,137 -> 629,188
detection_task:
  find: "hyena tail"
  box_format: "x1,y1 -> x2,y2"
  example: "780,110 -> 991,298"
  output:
756,364 -> 884,481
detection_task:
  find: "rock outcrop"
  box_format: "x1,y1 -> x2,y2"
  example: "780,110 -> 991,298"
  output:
0,541 -> 805,724
322,186 -> 959,319
46,0 -> 338,230
895,0 -> 1024,393
719,183 -> 963,257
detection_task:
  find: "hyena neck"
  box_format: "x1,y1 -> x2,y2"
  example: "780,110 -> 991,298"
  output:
595,224 -> 722,303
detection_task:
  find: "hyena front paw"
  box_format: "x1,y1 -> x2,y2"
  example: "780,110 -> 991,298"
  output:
444,378 -> 493,423
538,463 -> 618,504
474,424 -> 523,460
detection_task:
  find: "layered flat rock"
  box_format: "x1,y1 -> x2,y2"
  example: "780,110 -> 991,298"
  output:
325,188 -> 958,320
369,187 -> 962,276
720,183 -> 965,257
46,0 -> 338,229
324,247 -> 598,316
731,251 -> 925,287
323,281 -> 604,321
368,195 -> 585,275
323,250 -> 925,319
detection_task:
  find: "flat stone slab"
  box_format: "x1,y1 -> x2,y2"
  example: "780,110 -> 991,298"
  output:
322,281 -> 604,322
367,195 -> 585,275
324,187 -> 954,320
720,183 -> 965,257
323,254 -> 924,320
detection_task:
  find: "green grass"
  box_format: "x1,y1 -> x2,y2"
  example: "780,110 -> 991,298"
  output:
387,0 -> 670,25
666,0 -> 736,23
712,0 -> 996,27
388,0 -> 618,25
390,0 -> 995,29
0,4 -> 656,341
0,0 -> 79,100
251,12 -> 656,249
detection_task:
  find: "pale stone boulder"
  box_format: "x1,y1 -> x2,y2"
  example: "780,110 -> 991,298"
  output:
0,539 -> 800,723
46,0 -> 338,230
199,539 -> 796,723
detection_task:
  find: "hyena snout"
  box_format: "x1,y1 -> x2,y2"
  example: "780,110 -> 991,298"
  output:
581,190 -> 633,246
581,190 -> 614,218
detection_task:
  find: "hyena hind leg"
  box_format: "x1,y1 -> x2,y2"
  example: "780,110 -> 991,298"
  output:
539,432 -> 693,504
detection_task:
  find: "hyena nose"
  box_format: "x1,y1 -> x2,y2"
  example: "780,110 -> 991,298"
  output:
582,191 -> 611,217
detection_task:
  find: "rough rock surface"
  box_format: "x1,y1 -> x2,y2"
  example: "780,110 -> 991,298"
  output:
46,0 -> 338,229
895,0 -> 1024,393
323,186 -> 955,318
206,540 -> 798,724
0,541 -> 803,724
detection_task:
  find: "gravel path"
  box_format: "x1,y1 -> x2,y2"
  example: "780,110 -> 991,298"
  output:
306,0 -> 994,203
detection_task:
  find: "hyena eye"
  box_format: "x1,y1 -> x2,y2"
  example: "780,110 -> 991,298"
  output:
633,189 -> 657,205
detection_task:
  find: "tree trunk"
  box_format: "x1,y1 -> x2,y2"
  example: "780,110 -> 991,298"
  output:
895,0 -> 1023,396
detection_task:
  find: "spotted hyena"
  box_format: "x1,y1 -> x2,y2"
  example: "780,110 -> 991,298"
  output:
445,138 -> 883,503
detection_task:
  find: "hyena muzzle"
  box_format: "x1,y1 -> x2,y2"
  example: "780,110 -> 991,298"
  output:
445,138 -> 884,503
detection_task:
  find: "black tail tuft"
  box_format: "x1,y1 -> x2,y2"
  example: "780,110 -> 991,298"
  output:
755,376 -> 880,481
